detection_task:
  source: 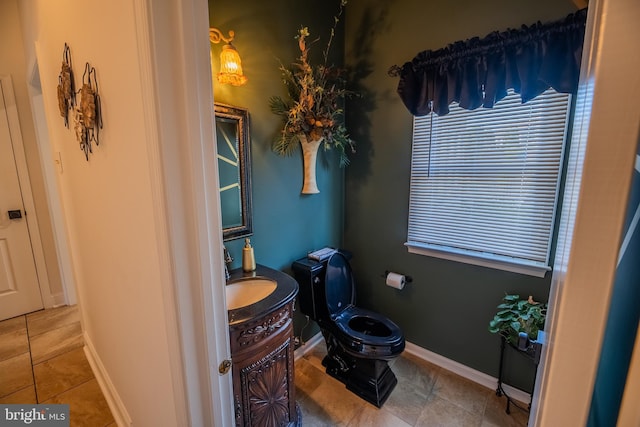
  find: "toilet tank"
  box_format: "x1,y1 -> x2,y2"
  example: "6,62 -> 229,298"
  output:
292,251 -> 355,323
291,257 -> 329,322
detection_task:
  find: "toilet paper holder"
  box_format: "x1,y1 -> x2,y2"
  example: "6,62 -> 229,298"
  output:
382,270 -> 413,283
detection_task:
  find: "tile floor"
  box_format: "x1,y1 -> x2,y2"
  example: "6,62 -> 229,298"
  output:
0,305 -> 115,427
1,306 -> 528,427
295,341 -> 529,427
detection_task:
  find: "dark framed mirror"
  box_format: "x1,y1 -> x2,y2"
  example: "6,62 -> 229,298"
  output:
214,102 -> 253,241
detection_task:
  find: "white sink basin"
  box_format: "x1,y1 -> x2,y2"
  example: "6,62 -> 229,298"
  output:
226,278 -> 277,310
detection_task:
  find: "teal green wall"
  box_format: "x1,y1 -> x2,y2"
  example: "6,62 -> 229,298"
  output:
209,0 -> 345,341
343,0 -> 577,390
210,0 -> 580,390
588,141 -> 640,427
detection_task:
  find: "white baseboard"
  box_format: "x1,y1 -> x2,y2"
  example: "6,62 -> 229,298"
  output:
404,341 -> 531,404
51,292 -> 67,307
83,333 -> 133,427
295,333 -> 531,404
41,292 -> 66,309
294,332 -> 325,361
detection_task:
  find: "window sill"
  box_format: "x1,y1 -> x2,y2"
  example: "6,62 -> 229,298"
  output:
405,242 -> 551,278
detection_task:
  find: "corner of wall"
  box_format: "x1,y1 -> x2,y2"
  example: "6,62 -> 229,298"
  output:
83,332 -> 133,427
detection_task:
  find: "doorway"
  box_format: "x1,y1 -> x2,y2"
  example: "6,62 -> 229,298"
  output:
0,75 -> 44,321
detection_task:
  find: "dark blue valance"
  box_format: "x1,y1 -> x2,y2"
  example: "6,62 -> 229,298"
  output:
389,9 -> 588,116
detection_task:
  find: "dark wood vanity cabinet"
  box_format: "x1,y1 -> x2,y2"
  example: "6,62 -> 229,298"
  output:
227,266 -> 300,427
229,301 -> 297,426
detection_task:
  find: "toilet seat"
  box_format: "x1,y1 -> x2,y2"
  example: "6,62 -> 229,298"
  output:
324,252 -> 355,317
333,307 -> 404,356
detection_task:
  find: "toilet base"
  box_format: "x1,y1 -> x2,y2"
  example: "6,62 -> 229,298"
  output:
322,353 -> 398,408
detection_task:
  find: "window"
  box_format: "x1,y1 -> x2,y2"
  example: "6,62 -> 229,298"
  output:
406,89 -> 571,277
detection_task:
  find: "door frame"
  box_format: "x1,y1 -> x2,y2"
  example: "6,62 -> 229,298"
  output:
21,1 -> 233,425
1,74 -> 52,310
24,58 -> 78,308
529,0 -> 640,424
130,0 -> 234,423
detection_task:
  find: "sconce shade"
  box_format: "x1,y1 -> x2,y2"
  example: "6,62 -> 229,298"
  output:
218,44 -> 247,86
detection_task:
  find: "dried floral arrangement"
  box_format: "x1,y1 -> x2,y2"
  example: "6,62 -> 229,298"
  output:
269,0 -> 355,167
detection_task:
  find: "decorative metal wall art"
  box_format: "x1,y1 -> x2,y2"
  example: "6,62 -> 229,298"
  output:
56,43 -> 76,128
55,44 -> 104,161
73,63 -> 103,160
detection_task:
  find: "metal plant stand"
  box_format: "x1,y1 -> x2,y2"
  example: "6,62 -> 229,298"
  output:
495,332 -> 544,414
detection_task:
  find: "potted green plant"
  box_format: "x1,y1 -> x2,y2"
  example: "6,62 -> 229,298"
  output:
269,0 -> 356,194
488,294 -> 547,346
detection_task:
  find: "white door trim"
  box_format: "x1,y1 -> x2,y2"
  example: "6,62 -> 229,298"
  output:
530,0 -> 640,424
18,0 -> 232,424
617,325 -> 640,426
133,0 -> 233,425
25,57 -> 77,308
0,74 -> 52,310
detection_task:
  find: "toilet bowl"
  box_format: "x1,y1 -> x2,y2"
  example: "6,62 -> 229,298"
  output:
292,251 -> 405,407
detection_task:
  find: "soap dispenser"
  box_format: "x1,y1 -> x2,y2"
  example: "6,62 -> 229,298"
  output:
242,238 -> 256,272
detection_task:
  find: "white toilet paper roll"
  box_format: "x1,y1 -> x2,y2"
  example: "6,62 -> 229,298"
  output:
386,272 -> 405,290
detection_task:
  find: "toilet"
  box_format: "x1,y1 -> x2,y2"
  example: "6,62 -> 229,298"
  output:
292,251 -> 405,407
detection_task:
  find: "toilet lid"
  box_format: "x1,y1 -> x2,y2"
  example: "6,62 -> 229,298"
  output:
325,252 -> 355,317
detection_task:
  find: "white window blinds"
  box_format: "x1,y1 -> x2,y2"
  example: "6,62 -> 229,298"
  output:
406,89 -> 571,276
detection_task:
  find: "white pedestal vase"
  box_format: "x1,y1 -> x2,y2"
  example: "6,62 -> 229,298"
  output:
298,134 -> 323,194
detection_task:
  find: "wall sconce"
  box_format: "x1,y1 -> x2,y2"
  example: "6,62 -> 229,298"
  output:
209,28 -> 247,86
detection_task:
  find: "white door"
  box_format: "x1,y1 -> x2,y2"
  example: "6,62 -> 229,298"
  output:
0,78 -> 43,321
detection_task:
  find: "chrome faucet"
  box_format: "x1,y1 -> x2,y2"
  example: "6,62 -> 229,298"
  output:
223,245 -> 233,281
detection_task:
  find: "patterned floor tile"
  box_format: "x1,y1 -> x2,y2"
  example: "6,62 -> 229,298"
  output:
0,353 -> 33,398
0,385 -> 37,404
347,404 -> 412,427
415,394 -> 483,427
29,322 -> 83,364
481,391 -> 529,427
432,369 -> 491,415
0,316 -> 26,336
27,305 -> 80,338
0,328 -> 29,362
42,379 -> 114,427
34,347 -> 94,402
294,339 -> 527,427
